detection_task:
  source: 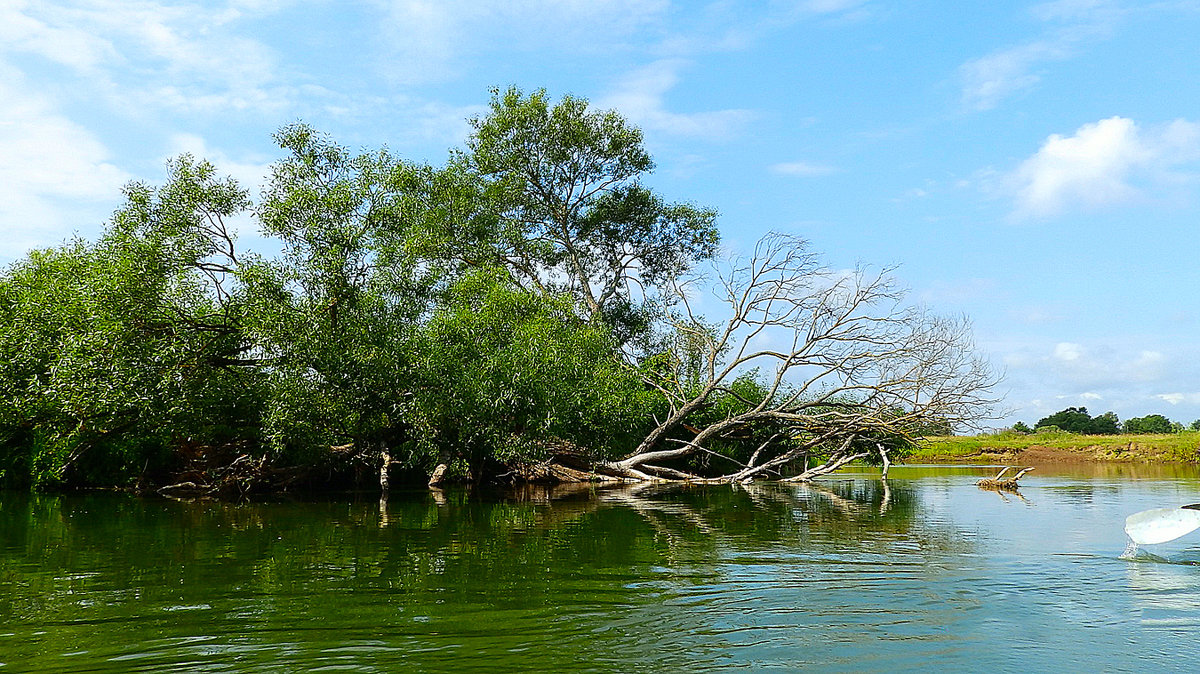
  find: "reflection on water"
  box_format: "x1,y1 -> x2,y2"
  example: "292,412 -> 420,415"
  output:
2,465 -> 1200,671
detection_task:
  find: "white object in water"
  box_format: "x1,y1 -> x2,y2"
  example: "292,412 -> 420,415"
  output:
1124,505 -> 1200,545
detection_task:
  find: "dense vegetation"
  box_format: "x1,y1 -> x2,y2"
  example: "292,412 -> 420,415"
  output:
1010,407 -> 1199,436
0,88 -> 994,494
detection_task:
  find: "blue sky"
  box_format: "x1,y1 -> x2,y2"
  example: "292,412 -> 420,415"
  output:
3,0 -> 1200,429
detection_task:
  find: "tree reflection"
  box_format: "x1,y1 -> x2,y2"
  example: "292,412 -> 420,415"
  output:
0,483 -> 973,671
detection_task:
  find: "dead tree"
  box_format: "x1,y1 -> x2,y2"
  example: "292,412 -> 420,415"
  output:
976,467 -> 1034,492
599,232 -> 997,483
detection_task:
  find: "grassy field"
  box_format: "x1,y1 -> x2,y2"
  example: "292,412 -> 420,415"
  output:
913,429 -> 1200,463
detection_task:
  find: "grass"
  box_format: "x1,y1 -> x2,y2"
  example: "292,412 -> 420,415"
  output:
912,429 -> 1200,463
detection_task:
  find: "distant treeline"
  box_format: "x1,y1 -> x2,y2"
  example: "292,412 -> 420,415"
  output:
1009,407 -> 1199,435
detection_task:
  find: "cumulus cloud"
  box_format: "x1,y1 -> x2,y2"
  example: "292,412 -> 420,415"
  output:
1155,392 -> 1200,407
1007,116 -> 1200,218
597,60 -> 754,140
996,337 -> 1200,427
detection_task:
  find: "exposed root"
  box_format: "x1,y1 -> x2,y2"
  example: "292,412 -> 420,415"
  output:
156,441 -> 313,500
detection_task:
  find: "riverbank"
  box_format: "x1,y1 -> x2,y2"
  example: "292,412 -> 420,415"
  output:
913,430 -> 1200,464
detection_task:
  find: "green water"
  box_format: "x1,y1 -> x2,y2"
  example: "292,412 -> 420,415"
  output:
3,464 -> 1200,671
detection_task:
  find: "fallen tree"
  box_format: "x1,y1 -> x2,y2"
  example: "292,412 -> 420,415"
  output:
0,88 -> 997,495
589,232 -> 998,484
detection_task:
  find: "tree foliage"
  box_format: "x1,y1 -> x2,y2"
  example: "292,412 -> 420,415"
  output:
1033,407 -> 1120,435
1123,414 -> 1175,435
0,88 -> 997,492
462,87 -> 719,333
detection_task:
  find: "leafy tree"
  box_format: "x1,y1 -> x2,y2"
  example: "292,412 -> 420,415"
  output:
1089,411 -> 1121,435
461,87 -> 720,335
1190,419 -> 1200,431
1035,407 -> 1093,433
407,269 -> 657,479
1123,414 -> 1175,434
1033,407 -> 1120,435
250,124 -> 429,463
0,157 -> 260,487
0,88 -> 999,492
1011,421 -> 1033,434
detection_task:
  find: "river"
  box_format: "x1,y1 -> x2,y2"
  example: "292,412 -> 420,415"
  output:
3,464 -> 1200,671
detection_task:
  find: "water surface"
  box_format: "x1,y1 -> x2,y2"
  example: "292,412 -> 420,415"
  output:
3,464 -> 1200,671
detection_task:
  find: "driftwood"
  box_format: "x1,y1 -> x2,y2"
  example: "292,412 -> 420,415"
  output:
976,466 -> 1034,492
156,441 -> 312,500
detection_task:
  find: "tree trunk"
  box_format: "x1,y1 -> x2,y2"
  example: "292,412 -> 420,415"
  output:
428,450 -> 452,488
379,446 -> 392,494
781,451 -> 870,483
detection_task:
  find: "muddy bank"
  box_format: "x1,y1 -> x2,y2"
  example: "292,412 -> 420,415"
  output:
920,442 -> 1194,464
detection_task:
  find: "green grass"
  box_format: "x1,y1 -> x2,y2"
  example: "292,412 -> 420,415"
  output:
912,429 -> 1200,463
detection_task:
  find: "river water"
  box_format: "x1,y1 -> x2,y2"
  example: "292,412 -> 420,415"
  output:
3,464 -> 1200,671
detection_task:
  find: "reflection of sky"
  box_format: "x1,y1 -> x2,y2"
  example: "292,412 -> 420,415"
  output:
585,468 -> 1200,669
1127,559 -> 1200,631
6,470 -> 1200,670
900,465 -> 1200,668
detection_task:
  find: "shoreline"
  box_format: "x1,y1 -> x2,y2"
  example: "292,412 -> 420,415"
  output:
913,431 -> 1200,464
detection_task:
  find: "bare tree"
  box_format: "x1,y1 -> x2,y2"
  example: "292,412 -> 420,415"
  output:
596,233 -> 998,483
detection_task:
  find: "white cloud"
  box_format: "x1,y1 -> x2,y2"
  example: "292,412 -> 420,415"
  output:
959,41 -> 1064,112
2,1 -> 292,117
0,65 -> 128,259
771,161 -> 837,177
598,60 -> 755,140
377,0 -> 669,84
1053,342 -> 1084,362
1155,392 -> 1200,407
1007,116 -> 1200,217
993,334 -> 1200,428
958,0 -> 1119,111
1020,341 -> 1170,390
0,0 -> 116,71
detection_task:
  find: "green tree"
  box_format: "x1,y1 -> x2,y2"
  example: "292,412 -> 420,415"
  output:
1035,407 -> 1093,433
1088,411 -> 1121,435
462,86 -> 720,335
249,124 -> 438,474
1011,421 -> 1033,434
1123,414 -> 1175,434
0,156 -> 260,487
408,269 -> 657,480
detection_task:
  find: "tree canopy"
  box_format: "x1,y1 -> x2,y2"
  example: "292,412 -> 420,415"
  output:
1123,414 -> 1175,435
1034,407 -> 1120,435
0,88 -> 996,494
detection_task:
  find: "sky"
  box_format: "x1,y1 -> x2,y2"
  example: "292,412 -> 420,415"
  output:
3,0 -> 1200,429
